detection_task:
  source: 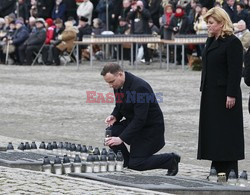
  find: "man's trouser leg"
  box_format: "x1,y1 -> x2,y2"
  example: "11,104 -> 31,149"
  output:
129,153 -> 174,171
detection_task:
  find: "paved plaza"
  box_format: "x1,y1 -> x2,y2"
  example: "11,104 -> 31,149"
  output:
0,62 -> 249,193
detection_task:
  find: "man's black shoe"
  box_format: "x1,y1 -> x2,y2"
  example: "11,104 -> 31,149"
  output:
167,153 -> 181,176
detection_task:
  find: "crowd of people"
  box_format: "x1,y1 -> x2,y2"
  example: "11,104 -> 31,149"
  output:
0,0 -> 250,65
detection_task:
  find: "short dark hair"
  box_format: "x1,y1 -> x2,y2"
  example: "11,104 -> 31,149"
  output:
100,63 -> 124,76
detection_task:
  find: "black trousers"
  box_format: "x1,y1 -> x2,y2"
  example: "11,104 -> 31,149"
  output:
19,44 -> 41,65
211,161 -> 238,179
109,121 -> 174,171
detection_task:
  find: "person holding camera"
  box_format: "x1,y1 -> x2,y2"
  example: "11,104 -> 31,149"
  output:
167,5 -> 191,65
128,0 -> 151,65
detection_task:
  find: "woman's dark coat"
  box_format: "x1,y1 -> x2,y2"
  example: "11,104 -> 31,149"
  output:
198,34 -> 245,161
244,48 -> 250,113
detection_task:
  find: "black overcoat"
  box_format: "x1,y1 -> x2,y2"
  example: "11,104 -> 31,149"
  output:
112,72 -> 165,158
198,35 -> 245,161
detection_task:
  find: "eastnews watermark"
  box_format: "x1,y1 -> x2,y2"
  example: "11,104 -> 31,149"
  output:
86,91 -> 163,103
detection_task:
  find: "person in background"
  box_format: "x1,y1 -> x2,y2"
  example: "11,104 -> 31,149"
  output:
52,0 -> 66,22
9,19 -> 29,64
36,0 -> 55,19
223,0 -> 238,23
77,16 -> 92,62
45,18 -> 55,45
0,18 -> 6,31
128,0 -> 151,65
148,0 -> 163,28
27,16 -> 36,33
77,0 -> 93,26
52,20 -> 78,65
120,0 -> 132,20
30,0 -> 38,18
95,0 -> 113,30
63,0 -> 77,21
168,5 -> 190,65
42,18 -> 64,65
17,0 -> 29,24
198,7 -> 245,180
236,2 -> 250,30
193,6 -> 208,57
0,0 -> 16,18
160,4 -> 174,40
110,0 -> 123,32
18,18 -> 46,65
92,18 -> 105,34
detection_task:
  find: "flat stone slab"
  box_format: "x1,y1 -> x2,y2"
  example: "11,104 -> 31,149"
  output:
1,150 -> 250,194
69,172 -> 250,194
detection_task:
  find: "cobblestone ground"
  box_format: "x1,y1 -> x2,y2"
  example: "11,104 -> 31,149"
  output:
0,62 -> 249,193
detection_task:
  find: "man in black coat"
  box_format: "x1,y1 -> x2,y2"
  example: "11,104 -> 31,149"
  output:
101,63 -> 180,174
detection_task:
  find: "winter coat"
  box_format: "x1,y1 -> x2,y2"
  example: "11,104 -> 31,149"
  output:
12,26 -> 29,46
25,27 -> 46,46
56,27 -> 77,52
198,35 -> 245,161
77,1 -> 93,25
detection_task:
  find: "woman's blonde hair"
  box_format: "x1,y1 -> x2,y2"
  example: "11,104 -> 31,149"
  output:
204,7 -> 234,37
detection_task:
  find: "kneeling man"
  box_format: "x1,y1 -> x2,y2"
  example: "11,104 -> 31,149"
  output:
101,63 -> 180,175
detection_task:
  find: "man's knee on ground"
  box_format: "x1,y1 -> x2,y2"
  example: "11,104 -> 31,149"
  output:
128,160 -> 145,171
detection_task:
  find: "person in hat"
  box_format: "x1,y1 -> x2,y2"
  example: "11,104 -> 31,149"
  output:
77,16 -> 92,62
45,18 -> 55,44
7,19 -> 29,64
18,18 -> 46,65
168,5 -> 191,65
116,17 -> 130,60
42,18 -> 65,65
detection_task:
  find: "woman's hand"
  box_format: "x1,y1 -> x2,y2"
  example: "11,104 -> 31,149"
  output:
226,96 -> 236,109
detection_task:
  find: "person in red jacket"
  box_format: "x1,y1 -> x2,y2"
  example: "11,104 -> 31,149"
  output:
45,18 -> 55,44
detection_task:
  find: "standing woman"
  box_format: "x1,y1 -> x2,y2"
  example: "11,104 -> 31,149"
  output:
198,7 -> 245,179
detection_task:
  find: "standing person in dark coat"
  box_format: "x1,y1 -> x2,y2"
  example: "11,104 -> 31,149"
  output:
199,0 -> 215,10
244,59 -> 250,113
0,0 -> 16,18
120,0 -> 131,20
37,0 -> 55,19
101,63 -> 181,174
223,0 -> 238,23
128,0 -> 151,65
148,0 -> 162,28
63,0 -> 77,21
17,0 -> 29,24
198,7 -> 245,180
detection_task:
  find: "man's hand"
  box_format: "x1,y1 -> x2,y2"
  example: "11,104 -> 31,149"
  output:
105,137 -> 123,146
105,115 -> 117,126
226,96 -> 236,109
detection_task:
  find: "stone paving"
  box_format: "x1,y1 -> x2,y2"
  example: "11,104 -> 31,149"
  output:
0,62 -> 249,193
